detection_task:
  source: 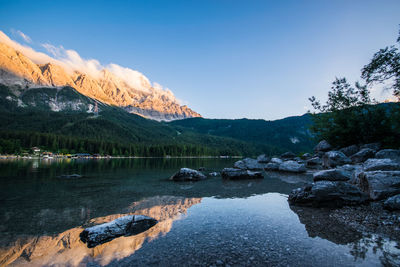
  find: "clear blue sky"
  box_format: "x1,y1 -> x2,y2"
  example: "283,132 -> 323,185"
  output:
1,0 -> 399,120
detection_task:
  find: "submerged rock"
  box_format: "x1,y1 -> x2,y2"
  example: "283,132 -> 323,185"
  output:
383,194 -> 400,210
288,181 -> 368,208
322,151 -> 351,168
80,215 -> 158,248
234,158 -> 265,170
170,168 -> 206,181
351,148 -> 375,163
363,158 -> 400,171
313,169 -> 351,182
221,168 -> 263,180
278,160 -> 306,173
339,145 -> 359,157
357,171 -> 400,200
314,140 -> 332,152
376,149 -> 400,162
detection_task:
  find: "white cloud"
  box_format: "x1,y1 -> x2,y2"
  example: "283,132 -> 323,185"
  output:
0,30 -> 178,101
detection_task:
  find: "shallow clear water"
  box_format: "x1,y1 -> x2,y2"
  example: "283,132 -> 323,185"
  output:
0,158 -> 399,266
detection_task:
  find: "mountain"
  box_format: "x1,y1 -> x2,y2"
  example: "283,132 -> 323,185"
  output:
0,42 -> 201,121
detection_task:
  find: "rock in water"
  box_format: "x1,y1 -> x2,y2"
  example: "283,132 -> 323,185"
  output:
278,160 -> 306,173
80,215 -> 158,248
313,169 -> 351,182
350,148 -> 375,163
257,154 -> 270,163
314,140 -> 332,153
383,194 -> 400,210
170,168 -> 207,181
264,162 -> 280,171
288,181 -> 368,208
357,171 -> 400,200
322,151 -> 351,168
234,158 -> 265,170
221,168 -> 263,180
375,149 -> 400,162
270,157 -> 283,164
363,158 -> 400,171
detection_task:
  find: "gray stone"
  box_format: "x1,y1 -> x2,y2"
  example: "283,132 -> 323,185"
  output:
357,171 -> 400,200
270,157 -> 283,164
383,194 -> 400,210
170,168 -> 207,181
221,168 -> 263,180
209,172 -> 220,177
376,149 -> 400,162
288,181 -> 368,208
314,140 -> 332,152
264,162 -> 280,171
339,145 -> 359,157
234,158 -> 265,170
301,153 -> 312,160
363,158 -> 400,171
306,157 -> 322,167
313,169 -> 351,182
80,215 -> 157,248
322,151 -> 351,168
351,148 -> 375,163
279,160 -> 306,173
360,142 -> 381,151
257,154 -> 270,163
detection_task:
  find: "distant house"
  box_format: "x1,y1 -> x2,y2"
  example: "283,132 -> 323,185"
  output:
31,147 -> 41,155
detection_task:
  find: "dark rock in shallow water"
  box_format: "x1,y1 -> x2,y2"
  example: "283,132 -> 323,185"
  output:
278,160 -> 306,173
339,145 -> 359,157
80,215 -> 158,248
313,169 -> 351,182
264,162 -> 280,171
234,158 -> 265,170
281,152 -> 296,159
357,171 -> 400,200
170,168 -> 207,181
314,140 -> 332,152
221,168 -> 263,180
383,194 -> 400,210
209,172 -> 220,177
376,149 -> 400,162
288,181 -> 368,208
351,148 -> 375,163
322,151 -> 351,168
363,158 -> 400,171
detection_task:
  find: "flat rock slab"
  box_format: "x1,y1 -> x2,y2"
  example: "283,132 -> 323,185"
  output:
288,181 -> 368,208
170,168 -> 207,181
80,215 -> 158,248
313,169 -> 351,182
221,168 -> 263,180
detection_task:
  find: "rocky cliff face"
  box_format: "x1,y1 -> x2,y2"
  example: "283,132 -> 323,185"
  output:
0,42 -> 201,121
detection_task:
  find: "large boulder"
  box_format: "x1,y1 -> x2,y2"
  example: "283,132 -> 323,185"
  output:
288,181 -> 368,208
264,162 -> 280,171
376,149 -> 400,162
234,158 -> 265,170
357,171 -> 400,200
350,148 -> 375,163
314,140 -> 332,153
383,194 -> 400,210
281,152 -> 296,159
279,160 -> 306,173
322,151 -> 351,168
363,158 -> 400,172
80,215 -> 158,248
257,154 -> 270,163
170,168 -> 207,181
313,169 -> 351,182
339,145 -> 359,157
221,168 -> 263,180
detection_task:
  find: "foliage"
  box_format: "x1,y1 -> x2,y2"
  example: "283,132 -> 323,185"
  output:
361,27 -> 400,99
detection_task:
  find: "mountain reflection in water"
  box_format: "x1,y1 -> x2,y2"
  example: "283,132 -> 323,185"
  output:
0,196 -> 201,266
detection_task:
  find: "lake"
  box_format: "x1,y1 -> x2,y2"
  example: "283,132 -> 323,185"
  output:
0,158 -> 399,266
